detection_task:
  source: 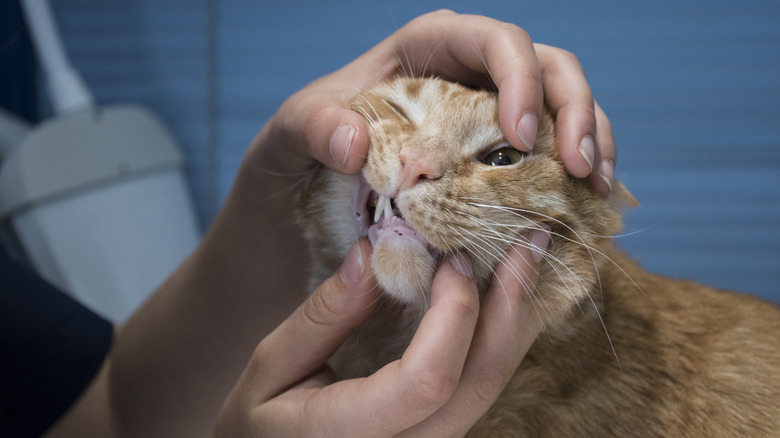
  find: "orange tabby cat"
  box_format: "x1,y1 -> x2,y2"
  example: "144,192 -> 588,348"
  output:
295,76 -> 780,437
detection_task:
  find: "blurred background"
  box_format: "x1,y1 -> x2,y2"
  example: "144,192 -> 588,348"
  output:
2,0 -> 779,307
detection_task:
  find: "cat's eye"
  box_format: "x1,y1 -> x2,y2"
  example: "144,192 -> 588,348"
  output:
385,100 -> 409,121
480,146 -> 526,166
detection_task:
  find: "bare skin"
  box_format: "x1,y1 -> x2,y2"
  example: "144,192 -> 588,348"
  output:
43,11 -> 614,438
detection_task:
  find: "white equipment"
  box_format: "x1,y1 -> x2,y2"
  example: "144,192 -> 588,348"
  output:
0,0 -> 201,322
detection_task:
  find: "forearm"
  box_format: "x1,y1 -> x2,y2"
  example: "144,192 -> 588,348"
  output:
109,126 -> 310,437
100,39 -> 394,435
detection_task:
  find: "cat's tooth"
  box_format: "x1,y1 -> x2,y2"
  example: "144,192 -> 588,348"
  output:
374,195 -> 387,223
373,195 -> 395,223
383,196 -> 394,220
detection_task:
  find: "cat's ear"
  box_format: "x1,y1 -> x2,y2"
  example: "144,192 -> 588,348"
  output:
608,180 -> 640,210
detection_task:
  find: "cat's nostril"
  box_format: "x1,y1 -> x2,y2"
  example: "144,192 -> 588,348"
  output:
399,164 -> 439,192
398,150 -> 441,191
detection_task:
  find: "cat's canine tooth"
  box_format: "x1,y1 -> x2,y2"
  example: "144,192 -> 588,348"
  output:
383,196 -> 394,220
373,195 -> 395,223
374,195 -> 387,222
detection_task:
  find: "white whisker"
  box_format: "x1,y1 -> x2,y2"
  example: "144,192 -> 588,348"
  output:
446,221 -> 555,322
469,41 -> 496,89
355,94 -> 380,126
457,201 -> 638,365
420,40 -> 444,77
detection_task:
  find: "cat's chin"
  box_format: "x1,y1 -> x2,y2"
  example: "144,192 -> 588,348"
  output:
369,217 -> 439,308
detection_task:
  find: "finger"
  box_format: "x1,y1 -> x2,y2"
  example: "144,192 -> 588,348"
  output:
589,100 -> 616,196
400,230 -> 549,436
275,88 -> 371,175
307,105 -> 371,174
461,17 -> 543,151
295,366 -> 337,390
298,254 -> 481,437
394,12 -> 543,151
245,238 -> 378,401
277,32 -> 404,175
535,44 -> 598,179
396,252 -> 480,407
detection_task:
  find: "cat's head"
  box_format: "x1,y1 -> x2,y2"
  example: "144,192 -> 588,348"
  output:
297,77 -> 635,327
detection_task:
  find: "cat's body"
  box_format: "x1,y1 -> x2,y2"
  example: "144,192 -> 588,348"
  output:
295,77 -> 780,436
477,252 -> 780,436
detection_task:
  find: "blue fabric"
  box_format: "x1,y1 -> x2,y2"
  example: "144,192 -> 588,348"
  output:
0,251 -> 113,437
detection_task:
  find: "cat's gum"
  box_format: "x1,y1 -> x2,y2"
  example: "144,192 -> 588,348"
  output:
353,175 -> 374,237
367,216 -> 430,251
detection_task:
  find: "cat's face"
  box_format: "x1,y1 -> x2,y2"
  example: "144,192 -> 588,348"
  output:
298,77 -> 633,327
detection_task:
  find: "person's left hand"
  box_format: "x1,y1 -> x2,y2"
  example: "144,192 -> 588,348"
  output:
215,234 -> 546,437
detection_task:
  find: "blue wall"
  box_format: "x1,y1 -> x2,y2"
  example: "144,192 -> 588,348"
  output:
42,0 -> 780,303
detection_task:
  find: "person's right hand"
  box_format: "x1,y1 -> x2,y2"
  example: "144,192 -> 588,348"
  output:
215,231 -> 548,437
250,10 -> 616,196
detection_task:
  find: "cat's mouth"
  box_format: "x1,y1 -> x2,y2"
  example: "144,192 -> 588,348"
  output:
368,192 -> 402,222
354,175 -> 435,258
366,191 -> 432,250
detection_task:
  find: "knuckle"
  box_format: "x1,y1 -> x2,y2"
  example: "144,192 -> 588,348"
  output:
409,369 -> 460,409
407,9 -> 456,30
499,21 -> 532,43
548,45 -> 582,67
300,391 -> 333,435
567,102 -> 597,124
450,294 -> 480,323
302,284 -> 341,328
596,113 -> 615,144
246,344 -> 266,373
301,100 -> 327,133
466,362 -> 510,406
245,340 -> 275,380
427,8 -> 456,17
515,67 -> 543,87
596,108 -> 614,131
275,91 -> 322,148
600,120 -> 615,139
300,104 -> 340,157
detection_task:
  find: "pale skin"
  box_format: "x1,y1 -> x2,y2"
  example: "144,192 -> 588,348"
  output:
43,10 -> 615,438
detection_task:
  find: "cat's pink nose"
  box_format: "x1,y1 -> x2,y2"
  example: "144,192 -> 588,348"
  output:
397,149 -> 441,192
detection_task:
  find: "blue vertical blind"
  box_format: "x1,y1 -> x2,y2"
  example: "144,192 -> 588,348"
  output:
50,0 -> 780,303
50,0 -> 213,220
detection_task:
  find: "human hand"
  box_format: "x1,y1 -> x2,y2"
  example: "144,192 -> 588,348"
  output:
253,10 -> 615,196
214,232 -> 548,437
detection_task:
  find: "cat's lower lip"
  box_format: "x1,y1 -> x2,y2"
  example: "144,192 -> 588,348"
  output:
367,215 -> 430,250
357,178 -> 436,256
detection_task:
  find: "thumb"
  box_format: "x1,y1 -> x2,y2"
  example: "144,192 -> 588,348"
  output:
316,107 -> 370,174
246,238 -> 378,401
276,88 -> 371,174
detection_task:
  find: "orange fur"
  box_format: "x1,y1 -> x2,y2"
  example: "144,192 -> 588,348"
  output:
295,77 -> 780,436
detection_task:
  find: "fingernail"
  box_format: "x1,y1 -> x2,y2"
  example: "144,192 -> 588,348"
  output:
329,125 -> 356,167
449,251 -> 474,279
578,136 -> 595,172
598,160 -> 614,194
340,241 -> 365,286
516,113 -> 538,150
529,225 -> 551,264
